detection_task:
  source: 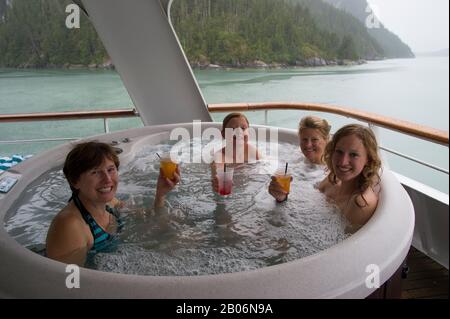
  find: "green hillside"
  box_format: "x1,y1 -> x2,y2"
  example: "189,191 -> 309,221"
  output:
322,0 -> 414,58
0,0 -> 412,68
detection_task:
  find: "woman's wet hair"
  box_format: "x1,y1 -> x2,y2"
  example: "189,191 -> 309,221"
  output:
298,116 -> 331,140
63,141 -> 120,192
324,124 -> 382,206
222,113 -> 249,129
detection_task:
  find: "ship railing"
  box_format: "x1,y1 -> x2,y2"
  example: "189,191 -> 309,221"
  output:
0,102 -> 448,175
209,102 -> 449,175
0,109 -> 138,144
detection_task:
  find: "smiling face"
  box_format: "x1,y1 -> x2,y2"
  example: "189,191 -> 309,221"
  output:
222,116 -> 250,144
299,128 -> 327,164
331,134 -> 368,183
73,158 -> 118,204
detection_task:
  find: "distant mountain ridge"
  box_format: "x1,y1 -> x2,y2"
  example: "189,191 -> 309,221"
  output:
291,0 -> 384,60
321,0 -> 414,58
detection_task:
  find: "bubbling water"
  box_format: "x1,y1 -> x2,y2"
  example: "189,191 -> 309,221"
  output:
5,140 -> 350,276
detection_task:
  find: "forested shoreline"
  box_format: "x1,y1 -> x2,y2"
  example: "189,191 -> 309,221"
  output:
0,0 -> 411,69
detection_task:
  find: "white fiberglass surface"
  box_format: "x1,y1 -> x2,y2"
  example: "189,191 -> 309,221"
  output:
4,139 -> 350,276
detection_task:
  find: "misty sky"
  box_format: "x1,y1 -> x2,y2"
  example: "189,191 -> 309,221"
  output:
367,0 -> 449,53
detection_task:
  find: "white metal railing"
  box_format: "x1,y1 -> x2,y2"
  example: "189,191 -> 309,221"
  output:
0,137 -> 79,144
208,103 -> 449,176
380,146 -> 448,175
0,109 -> 139,145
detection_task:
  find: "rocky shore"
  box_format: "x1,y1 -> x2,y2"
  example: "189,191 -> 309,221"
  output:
15,58 -> 115,70
191,57 -> 368,70
14,57 -> 369,70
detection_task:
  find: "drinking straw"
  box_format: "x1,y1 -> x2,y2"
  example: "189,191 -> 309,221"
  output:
156,153 -> 161,159
224,163 -> 227,173
285,163 -> 289,175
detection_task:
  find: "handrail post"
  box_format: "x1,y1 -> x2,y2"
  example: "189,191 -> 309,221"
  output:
104,118 -> 110,133
369,123 -> 390,170
369,123 -> 380,140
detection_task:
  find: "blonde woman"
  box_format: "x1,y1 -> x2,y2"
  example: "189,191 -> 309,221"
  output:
318,124 -> 382,226
298,116 -> 331,165
269,116 -> 331,202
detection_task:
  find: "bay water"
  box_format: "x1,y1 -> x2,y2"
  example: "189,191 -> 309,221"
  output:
0,56 -> 448,192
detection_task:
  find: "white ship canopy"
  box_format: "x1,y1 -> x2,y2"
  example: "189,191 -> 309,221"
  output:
79,0 -> 212,125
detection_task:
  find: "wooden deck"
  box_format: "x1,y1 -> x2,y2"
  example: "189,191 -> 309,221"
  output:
402,247 -> 449,299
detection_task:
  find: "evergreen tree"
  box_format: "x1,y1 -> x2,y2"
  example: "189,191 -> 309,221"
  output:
0,0 -> 7,21
338,35 -> 358,60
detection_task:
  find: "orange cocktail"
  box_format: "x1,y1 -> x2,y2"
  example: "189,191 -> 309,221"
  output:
275,174 -> 292,193
160,157 -> 178,179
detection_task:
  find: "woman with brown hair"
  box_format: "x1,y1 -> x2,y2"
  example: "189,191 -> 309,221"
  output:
211,112 -> 261,193
46,141 -> 180,266
215,112 -> 261,164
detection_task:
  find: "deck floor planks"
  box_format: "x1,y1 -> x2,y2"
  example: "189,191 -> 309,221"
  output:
402,247 -> 449,299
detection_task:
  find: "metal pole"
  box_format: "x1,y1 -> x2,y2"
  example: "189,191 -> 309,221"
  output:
104,118 -> 110,133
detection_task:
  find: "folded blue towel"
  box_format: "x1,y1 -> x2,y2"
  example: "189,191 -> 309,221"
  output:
0,154 -> 33,172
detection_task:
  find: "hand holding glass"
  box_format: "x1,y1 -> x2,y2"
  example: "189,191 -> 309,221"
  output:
160,155 -> 178,180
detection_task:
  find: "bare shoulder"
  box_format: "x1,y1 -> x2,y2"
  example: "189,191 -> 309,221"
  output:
318,176 -> 331,192
346,188 -> 379,226
49,204 -> 85,231
46,204 -> 90,262
356,187 -> 379,207
247,144 -> 261,160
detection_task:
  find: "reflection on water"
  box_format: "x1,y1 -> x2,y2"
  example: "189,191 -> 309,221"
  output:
197,66 -> 401,88
5,141 -> 350,276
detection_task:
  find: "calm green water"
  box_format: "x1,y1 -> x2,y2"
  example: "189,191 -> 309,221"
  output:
0,57 -> 448,192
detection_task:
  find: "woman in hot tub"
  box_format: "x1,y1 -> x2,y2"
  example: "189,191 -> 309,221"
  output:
211,112 -> 262,193
268,115 -> 331,202
46,141 -> 180,266
269,123 -> 382,227
318,124 -> 382,227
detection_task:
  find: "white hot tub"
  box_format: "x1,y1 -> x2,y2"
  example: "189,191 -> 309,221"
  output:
0,123 -> 415,298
